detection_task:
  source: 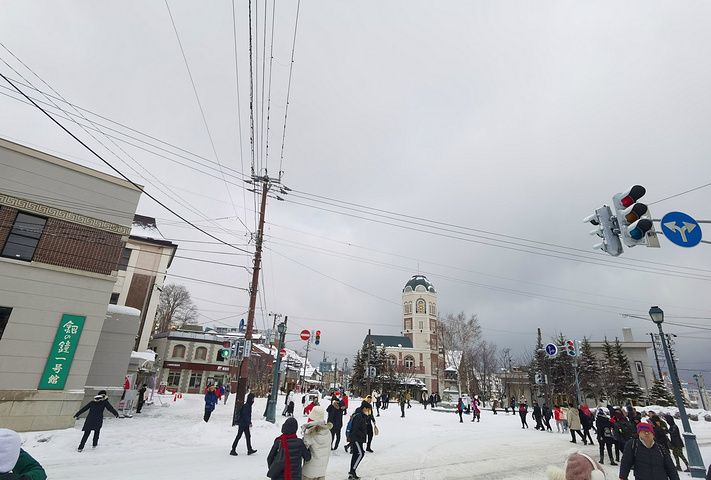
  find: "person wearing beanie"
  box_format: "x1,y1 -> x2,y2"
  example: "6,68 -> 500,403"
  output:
663,414 -> 690,472
230,392 -> 257,456
347,402 -> 370,480
204,385 -> 218,422
0,429 -> 46,480
619,422 -> 679,480
74,389 -> 119,452
301,406 -> 333,480
267,417 -> 310,480
546,450 -> 606,480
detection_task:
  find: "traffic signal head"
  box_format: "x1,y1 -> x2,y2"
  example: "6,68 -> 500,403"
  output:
613,185 -> 658,248
567,340 -> 576,357
315,330 -> 321,345
221,348 -> 231,359
584,206 -> 623,256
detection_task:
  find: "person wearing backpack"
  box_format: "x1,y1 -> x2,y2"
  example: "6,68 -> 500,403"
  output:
664,414 -> 690,472
619,422 -> 679,480
267,417 -> 311,480
594,409 -> 617,465
347,402 -> 370,480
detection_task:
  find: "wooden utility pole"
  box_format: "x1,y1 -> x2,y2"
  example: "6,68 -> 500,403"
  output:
234,177 -> 269,417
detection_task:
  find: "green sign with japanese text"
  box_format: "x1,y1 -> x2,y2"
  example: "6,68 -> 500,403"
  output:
38,314 -> 86,390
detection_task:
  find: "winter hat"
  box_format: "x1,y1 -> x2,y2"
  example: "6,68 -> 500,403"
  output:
663,414 -> 676,426
0,429 -> 21,474
308,405 -> 326,423
98,390 -> 107,395
360,401 -> 371,411
546,450 -> 606,480
282,417 -> 298,435
637,422 -> 654,434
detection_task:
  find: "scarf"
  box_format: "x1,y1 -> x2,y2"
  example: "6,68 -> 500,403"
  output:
280,433 -> 297,480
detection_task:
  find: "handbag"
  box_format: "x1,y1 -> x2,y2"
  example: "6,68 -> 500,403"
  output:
267,442 -> 286,478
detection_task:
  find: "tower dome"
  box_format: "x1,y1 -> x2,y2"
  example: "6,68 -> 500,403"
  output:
403,275 -> 436,294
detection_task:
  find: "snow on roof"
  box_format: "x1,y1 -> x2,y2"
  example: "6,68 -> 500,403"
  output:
131,350 -> 157,362
107,304 -> 141,316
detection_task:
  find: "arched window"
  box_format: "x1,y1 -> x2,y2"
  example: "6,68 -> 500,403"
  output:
416,299 -> 426,314
404,355 -> 415,370
172,344 -> 186,358
388,355 -> 397,367
195,346 -> 207,361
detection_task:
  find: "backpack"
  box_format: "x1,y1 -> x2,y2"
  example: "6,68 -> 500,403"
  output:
345,413 -> 359,441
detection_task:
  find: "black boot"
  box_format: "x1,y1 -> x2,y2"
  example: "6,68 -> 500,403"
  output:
229,450 -> 238,456
609,458 -> 617,466
599,456 -> 604,464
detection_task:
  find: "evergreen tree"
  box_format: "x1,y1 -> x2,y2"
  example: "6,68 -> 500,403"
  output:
613,338 -> 644,405
649,376 -> 676,407
549,332 -> 575,404
599,338 -> 620,403
577,337 -> 603,403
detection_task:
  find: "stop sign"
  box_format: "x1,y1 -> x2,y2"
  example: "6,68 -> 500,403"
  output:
280,349 -> 286,358
300,330 -> 311,341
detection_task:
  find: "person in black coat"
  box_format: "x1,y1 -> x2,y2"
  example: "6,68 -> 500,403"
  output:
74,390 -> 119,451
348,402 -> 370,480
267,417 -> 310,480
532,401 -> 543,430
518,401 -> 529,428
619,422 -> 679,480
595,410 -> 617,465
136,384 -> 147,413
327,398 -> 345,450
542,404 -> 553,431
664,414 -> 690,472
230,392 -> 257,456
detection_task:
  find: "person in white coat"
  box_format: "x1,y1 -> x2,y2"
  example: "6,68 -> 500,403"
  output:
301,405 -> 333,480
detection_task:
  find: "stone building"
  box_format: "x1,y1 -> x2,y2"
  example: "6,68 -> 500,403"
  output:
367,275 -> 444,395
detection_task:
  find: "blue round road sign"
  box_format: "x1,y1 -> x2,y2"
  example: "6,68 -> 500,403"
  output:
545,343 -> 557,356
661,212 -> 702,248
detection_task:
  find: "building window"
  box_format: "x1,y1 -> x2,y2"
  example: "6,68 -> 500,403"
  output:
404,319 -> 412,330
189,372 -> 202,389
0,307 -> 12,341
167,371 -> 181,387
195,347 -> 207,361
1,212 -> 47,261
118,248 -> 132,271
388,355 -> 397,367
404,356 -> 415,370
416,299 -> 426,314
172,344 -> 186,358
430,303 -> 437,316
635,361 -> 643,373
419,321 -> 424,330
109,293 -> 120,305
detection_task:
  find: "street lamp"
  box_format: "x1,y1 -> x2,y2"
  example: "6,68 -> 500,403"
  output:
649,306 -> 706,478
265,321 -> 287,423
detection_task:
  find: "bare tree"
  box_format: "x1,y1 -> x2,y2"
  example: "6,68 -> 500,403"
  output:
154,284 -> 199,333
439,312 -> 482,395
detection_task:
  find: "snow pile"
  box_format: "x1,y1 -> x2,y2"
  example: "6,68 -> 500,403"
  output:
15,397 -> 711,480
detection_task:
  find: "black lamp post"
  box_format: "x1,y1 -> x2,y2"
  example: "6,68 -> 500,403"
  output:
265,321 -> 287,423
649,306 -> 705,478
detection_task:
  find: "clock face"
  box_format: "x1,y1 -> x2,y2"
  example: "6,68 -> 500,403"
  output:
416,300 -> 425,313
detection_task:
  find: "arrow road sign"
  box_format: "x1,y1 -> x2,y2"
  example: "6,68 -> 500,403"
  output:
661,212 -> 702,247
545,343 -> 558,357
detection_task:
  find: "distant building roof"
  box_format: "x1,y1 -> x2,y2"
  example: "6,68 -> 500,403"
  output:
403,275 -> 436,294
366,335 -> 413,349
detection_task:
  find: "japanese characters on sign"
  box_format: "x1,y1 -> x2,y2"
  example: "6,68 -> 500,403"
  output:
38,314 -> 86,390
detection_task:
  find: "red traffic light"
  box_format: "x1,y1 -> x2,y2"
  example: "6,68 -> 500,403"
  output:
223,340 -> 231,348
619,185 -> 646,208
316,330 -> 321,336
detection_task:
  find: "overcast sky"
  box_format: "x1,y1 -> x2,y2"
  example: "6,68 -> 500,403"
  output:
2,1 -> 711,383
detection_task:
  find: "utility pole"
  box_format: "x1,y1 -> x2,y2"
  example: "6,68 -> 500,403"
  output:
234,176 -> 270,417
302,335 -> 311,392
648,333 -> 663,379
265,316 -> 287,423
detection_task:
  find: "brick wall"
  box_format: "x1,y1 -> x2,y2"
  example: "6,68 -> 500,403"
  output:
33,218 -> 124,275
0,206 -> 17,250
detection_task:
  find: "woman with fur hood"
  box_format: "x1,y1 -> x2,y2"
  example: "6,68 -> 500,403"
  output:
301,406 -> 333,480
546,450 -> 606,480
74,390 -> 119,452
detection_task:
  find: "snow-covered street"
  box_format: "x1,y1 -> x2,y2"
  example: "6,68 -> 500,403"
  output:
17,393 -> 711,479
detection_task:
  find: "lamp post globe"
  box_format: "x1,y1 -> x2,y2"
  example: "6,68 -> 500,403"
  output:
649,305 -> 664,324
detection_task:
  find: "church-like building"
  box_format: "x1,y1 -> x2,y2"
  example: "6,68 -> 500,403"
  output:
366,275 -> 444,394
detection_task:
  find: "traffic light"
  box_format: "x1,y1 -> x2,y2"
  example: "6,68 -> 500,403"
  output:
315,330 -> 321,345
584,206 -> 623,257
612,185 -> 658,248
534,373 -> 542,384
221,348 -> 231,359
567,340 -> 576,357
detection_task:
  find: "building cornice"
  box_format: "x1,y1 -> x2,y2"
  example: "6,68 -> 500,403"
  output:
0,193 -> 131,235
